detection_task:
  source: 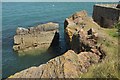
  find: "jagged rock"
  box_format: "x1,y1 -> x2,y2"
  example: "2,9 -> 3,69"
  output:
13,22 -> 59,53
8,10 -> 107,79
71,10 -> 87,20
8,50 -> 100,78
64,10 -> 105,59
64,10 -> 87,27
64,10 -> 88,50
64,11 -> 97,53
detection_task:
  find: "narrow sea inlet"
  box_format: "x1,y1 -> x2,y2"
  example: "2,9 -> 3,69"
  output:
2,2 -> 117,78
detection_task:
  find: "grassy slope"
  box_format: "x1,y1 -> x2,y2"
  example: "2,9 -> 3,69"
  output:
79,17 -> 119,78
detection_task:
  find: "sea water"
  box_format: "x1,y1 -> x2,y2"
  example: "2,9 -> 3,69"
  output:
2,2 -> 117,78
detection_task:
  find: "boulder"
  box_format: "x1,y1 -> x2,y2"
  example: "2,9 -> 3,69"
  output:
8,50 -> 100,78
13,22 -> 59,53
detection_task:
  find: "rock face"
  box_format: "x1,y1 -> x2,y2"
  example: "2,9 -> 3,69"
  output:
64,11 -> 97,53
8,11 -> 107,78
13,22 -> 59,53
8,50 -> 100,78
92,4 -> 120,28
64,10 -> 87,50
64,10 -> 106,58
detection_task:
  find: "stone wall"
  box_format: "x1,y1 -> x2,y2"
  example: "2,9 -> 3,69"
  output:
93,4 -> 120,28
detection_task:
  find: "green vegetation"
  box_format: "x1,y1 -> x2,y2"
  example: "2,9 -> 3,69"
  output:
114,22 -> 120,30
79,23 -> 119,79
102,22 -> 120,38
113,22 -> 120,37
106,29 -> 119,38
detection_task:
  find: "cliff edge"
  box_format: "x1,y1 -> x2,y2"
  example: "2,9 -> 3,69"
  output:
8,10 -> 107,78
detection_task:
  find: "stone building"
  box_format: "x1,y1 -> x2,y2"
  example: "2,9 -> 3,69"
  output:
92,4 -> 120,28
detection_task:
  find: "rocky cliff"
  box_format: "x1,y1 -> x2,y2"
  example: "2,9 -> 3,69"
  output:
8,50 -> 100,78
8,10 -> 107,79
64,10 -> 105,56
92,4 -> 120,28
13,22 -> 59,53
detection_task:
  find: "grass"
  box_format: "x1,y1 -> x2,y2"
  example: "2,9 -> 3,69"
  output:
79,19 -> 119,79
80,33 -> 119,78
105,28 -> 119,38
80,38 -> 118,78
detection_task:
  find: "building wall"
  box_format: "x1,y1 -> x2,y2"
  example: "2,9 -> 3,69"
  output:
92,4 -> 120,28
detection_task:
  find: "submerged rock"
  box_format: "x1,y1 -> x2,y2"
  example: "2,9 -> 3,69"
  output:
13,22 -> 59,53
8,50 -> 100,78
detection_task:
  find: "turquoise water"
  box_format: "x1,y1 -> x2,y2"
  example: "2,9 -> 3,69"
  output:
2,2 -> 117,78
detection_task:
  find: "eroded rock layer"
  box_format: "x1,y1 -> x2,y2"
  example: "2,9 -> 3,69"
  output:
13,22 -> 59,53
8,50 -> 100,78
8,10 -> 107,78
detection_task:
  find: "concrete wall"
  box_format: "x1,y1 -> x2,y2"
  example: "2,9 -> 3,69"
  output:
92,4 -> 120,28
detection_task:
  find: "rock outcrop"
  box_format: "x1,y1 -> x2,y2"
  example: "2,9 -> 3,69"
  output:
13,22 -> 59,53
8,10 -> 107,79
8,50 -> 100,78
64,10 -> 106,58
64,10 -> 87,50
92,4 -> 120,28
